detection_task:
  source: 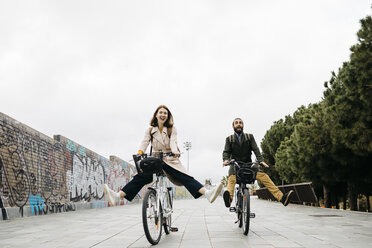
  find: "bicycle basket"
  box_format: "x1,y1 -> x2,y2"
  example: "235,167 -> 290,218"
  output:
139,157 -> 163,174
236,166 -> 256,184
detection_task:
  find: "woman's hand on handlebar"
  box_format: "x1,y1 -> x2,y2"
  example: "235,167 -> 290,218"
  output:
223,160 -> 230,167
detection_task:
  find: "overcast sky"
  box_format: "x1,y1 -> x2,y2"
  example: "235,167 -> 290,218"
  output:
1,0 -> 371,184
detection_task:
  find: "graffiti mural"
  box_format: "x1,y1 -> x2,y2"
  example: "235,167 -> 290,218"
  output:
69,154 -> 105,200
0,112 -> 137,220
0,157 -> 8,219
29,194 -> 44,215
0,115 -> 68,211
107,156 -> 138,205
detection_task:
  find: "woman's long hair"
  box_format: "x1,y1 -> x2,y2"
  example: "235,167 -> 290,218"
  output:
150,105 -> 174,128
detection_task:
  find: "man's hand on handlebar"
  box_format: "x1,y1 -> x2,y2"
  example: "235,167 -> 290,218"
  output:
259,161 -> 269,168
222,159 -> 269,168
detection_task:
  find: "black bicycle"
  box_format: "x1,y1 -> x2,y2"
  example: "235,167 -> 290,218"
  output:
227,160 -> 261,235
132,152 -> 178,245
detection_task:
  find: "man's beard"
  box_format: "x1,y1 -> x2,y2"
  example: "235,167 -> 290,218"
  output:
234,127 -> 243,134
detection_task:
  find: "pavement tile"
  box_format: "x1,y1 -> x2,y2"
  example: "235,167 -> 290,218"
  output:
210,237 -> 251,248
1,197 -> 372,248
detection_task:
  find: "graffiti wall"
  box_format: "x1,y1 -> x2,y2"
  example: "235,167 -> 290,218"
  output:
0,112 -> 137,220
0,113 -> 70,218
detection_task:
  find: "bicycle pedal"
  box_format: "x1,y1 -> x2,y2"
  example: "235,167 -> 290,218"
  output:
229,207 -> 236,212
250,213 -> 256,218
169,227 -> 178,232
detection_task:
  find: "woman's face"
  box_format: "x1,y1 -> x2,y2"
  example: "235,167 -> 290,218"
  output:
156,107 -> 168,126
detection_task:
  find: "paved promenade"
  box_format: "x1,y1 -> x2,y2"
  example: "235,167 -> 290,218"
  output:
1,196 -> 372,248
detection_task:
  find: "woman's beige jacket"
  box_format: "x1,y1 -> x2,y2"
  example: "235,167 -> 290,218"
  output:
139,126 -> 191,183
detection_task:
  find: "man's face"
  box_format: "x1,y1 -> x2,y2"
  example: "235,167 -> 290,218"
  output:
233,119 -> 244,133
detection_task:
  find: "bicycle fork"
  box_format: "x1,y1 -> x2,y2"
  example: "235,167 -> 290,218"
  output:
229,188 -> 256,221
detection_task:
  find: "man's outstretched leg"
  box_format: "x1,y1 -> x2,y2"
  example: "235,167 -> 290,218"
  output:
256,171 -> 293,206
223,174 -> 236,207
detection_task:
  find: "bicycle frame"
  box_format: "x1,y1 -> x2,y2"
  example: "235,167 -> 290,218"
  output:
234,182 -> 249,215
149,172 -> 172,221
229,160 -> 259,235
133,152 -> 172,216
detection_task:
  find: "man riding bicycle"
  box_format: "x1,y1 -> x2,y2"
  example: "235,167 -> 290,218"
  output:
222,118 -> 293,207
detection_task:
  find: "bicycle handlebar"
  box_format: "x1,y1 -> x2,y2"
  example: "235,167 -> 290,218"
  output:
227,159 -> 262,170
132,152 -> 175,175
227,159 -> 261,165
133,152 -> 175,160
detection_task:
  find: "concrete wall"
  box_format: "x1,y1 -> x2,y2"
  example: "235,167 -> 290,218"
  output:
0,112 -> 191,221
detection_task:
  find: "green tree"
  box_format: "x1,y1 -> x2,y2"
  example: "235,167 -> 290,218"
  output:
292,103 -> 347,208
261,106 -> 308,185
261,119 -> 290,185
322,15 -> 372,210
261,13 -> 372,211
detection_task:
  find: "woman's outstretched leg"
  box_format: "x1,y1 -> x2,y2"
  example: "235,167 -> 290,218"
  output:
103,172 -> 153,205
163,163 -> 223,203
103,185 -> 124,206
198,185 -> 223,203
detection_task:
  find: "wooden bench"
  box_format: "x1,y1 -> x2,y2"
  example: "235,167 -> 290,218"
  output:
255,182 -> 318,205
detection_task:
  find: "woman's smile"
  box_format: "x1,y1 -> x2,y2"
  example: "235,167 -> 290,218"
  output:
156,108 -> 168,124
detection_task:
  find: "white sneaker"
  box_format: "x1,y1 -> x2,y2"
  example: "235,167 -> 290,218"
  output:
206,183 -> 223,203
103,184 -> 119,206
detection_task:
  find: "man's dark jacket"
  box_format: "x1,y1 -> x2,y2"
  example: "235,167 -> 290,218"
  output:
223,133 -> 263,176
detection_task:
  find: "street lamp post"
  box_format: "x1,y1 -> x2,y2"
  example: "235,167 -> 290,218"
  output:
183,141 -> 192,172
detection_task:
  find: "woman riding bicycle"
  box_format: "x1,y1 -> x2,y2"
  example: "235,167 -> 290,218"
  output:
103,105 -> 223,205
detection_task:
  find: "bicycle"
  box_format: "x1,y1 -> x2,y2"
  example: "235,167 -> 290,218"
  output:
132,152 -> 178,245
227,159 -> 261,235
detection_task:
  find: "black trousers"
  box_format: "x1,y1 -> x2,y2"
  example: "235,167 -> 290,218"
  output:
122,162 -> 203,201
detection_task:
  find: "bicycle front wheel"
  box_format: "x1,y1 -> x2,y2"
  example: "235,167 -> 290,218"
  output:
242,188 -> 250,235
143,189 -> 162,245
236,188 -> 243,228
163,190 -> 173,234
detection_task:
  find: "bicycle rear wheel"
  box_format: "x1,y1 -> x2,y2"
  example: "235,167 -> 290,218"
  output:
242,188 -> 250,235
143,189 -> 162,245
163,190 -> 173,234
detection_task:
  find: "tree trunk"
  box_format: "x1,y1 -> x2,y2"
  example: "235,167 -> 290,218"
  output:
343,195 -> 347,210
367,195 -> 370,212
331,190 -> 339,209
347,181 -> 357,211
323,185 -> 331,208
